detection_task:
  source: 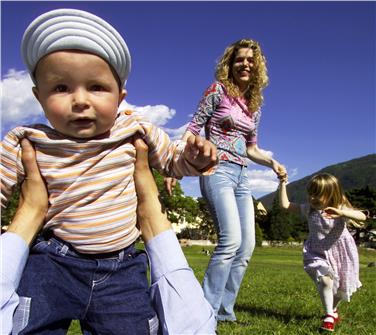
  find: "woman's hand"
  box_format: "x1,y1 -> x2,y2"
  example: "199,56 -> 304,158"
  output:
7,139 -> 48,245
133,136 -> 172,242
183,135 -> 217,171
247,144 -> 286,180
272,160 -> 287,181
165,134 -> 217,196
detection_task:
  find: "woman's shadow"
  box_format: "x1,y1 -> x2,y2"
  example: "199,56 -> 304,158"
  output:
235,303 -> 313,325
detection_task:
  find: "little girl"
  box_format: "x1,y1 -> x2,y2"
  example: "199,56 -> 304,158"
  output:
279,173 -> 366,332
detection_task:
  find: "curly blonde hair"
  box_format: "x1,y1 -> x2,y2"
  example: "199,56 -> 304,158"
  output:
215,39 -> 269,113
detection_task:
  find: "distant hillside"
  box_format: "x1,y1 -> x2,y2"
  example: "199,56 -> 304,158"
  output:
259,154 -> 376,208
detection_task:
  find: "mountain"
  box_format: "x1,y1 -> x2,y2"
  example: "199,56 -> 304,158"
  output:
258,154 -> 376,208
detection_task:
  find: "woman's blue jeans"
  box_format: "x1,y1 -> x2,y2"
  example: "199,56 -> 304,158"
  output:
200,160 -> 255,321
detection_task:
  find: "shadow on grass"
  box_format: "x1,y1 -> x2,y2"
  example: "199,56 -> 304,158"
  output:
235,303 -> 313,324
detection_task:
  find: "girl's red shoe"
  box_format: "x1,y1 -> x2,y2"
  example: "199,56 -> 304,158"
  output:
320,315 -> 335,332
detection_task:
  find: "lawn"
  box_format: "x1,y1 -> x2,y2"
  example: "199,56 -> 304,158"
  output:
67,245 -> 376,334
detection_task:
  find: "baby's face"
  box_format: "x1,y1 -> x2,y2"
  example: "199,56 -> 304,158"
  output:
33,51 -> 126,139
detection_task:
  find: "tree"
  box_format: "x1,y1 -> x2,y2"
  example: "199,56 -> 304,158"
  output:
196,197 -> 216,242
259,196 -> 307,242
254,222 -> 264,247
346,186 -> 376,245
1,186 -> 20,228
268,197 -> 293,241
153,170 -> 202,230
253,198 -> 267,246
346,186 -> 376,216
289,212 -> 308,242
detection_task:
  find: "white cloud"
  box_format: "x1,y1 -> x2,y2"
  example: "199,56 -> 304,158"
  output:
2,70 -> 291,199
1,69 -> 177,137
247,166 -> 299,198
247,149 -> 277,195
118,100 -> 176,127
248,168 -> 279,195
248,149 -> 274,166
180,166 -> 300,200
163,123 -> 188,141
163,123 -> 205,141
1,70 -> 46,132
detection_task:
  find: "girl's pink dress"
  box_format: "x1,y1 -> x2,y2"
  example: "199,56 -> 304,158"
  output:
301,204 -> 361,301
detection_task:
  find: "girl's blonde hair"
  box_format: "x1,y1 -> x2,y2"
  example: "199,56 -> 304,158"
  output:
215,39 -> 269,113
307,173 -> 364,228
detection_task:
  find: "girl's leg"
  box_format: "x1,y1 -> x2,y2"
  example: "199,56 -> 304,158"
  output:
333,294 -> 341,320
200,162 -> 243,319
317,275 -> 340,331
317,275 -> 335,316
218,166 -> 255,321
333,294 -> 342,312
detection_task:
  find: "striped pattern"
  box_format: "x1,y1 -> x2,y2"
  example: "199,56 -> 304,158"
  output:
1,111 -> 202,253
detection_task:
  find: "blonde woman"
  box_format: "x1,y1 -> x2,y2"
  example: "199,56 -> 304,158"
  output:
279,173 -> 366,332
167,39 -> 286,322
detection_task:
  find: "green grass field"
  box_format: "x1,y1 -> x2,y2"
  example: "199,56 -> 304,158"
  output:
68,246 -> 376,334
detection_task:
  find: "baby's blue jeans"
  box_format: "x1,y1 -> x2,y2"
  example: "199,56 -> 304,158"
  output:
14,234 -> 159,334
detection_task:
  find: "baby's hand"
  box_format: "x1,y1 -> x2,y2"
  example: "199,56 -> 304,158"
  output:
323,207 -> 342,218
183,135 -> 217,171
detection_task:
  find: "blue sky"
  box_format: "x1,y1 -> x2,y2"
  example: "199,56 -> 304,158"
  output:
1,1 -> 375,199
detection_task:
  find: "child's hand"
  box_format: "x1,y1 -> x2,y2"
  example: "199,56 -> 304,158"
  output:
278,172 -> 288,183
323,207 -> 343,218
183,135 -> 218,171
272,161 -> 287,180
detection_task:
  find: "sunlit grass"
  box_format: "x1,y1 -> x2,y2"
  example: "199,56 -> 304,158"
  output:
68,246 -> 376,334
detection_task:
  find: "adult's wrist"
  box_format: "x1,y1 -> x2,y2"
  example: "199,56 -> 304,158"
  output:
8,207 -> 45,245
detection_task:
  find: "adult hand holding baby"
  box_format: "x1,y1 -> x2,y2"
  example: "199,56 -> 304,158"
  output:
183,134 -> 218,171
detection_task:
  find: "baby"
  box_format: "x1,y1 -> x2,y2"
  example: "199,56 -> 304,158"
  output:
1,8 -> 216,334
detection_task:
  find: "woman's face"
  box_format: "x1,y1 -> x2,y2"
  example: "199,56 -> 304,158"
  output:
231,47 -> 254,91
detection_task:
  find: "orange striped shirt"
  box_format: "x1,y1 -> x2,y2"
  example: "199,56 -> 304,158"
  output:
1,111 -> 204,253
